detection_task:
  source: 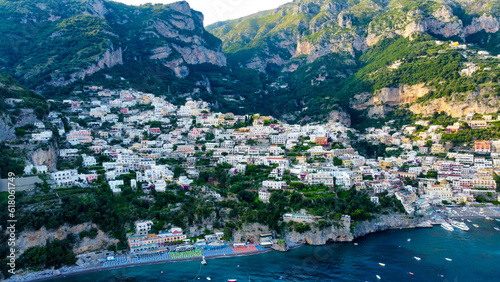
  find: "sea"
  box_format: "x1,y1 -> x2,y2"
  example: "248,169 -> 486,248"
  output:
51,218 -> 500,282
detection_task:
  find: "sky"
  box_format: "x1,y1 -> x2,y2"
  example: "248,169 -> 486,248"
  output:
112,0 -> 292,25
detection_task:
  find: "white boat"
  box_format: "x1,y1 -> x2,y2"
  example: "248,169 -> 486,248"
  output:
414,256 -> 421,261
201,256 -> 207,265
206,278 -> 211,281
379,263 -> 385,266
407,238 -> 411,242
228,280 -> 237,282
485,216 -> 493,221
495,219 -> 500,222
376,275 -> 381,279
441,222 -> 454,232
450,220 -> 469,231
467,219 -> 472,223
445,258 -> 452,261
494,227 -> 500,232
473,224 -> 479,228
354,243 -> 358,245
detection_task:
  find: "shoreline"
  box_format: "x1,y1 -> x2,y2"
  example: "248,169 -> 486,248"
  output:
20,248 -> 273,282
9,211 -> 499,281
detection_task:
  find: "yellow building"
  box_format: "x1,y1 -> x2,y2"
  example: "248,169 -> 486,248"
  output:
431,143 -> 446,154
379,160 -> 393,169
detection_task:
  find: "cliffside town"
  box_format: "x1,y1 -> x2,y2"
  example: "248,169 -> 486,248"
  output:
2,83 -> 500,279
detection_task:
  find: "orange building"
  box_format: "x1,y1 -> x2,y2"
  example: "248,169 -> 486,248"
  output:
474,141 -> 491,153
315,137 -> 329,146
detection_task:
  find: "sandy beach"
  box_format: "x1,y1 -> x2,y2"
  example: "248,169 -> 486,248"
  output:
8,247 -> 273,282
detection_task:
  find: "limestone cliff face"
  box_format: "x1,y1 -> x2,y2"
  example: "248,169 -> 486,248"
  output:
353,215 -> 423,238
284,215 -> 423,246
285,220 -> 352,245
16,223 -> 119,255
30,143 -> 58,171
1,0 -> 227,88
233,223 -> 272,243
409,87 -> 500,117
328,108 -> 351,127
48,46 -> 123,87
464,14 -> 500,36
0,110 -> 39,142
351,83 -> 430,110
352,84 -> 499,118
0,114 -> 16,142
209,0 -> 498,74
139,2 -> 227,78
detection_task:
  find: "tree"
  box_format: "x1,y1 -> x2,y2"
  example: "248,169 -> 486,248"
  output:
15,128 -> 26,137
206,132 -> 215,140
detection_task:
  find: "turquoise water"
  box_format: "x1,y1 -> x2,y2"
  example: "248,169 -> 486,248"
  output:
51,218 -> 500,281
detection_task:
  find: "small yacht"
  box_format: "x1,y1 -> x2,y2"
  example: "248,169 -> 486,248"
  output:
494,227 -> 500,232
473,224 -> 479,228
467,219 -> 472,223
450,220 -> 469,231
379,263 -> 385,267
201,256 -> 207,265
376,275 -> 381,279
485,216 -> 493,221
445,258 -> 452,261
409,272 -> 414,276
354,243 -> 358,245
441,222 -> 454,232
414,256 -> 421,261
407,238 -> 411,242
495,219 -> 500,222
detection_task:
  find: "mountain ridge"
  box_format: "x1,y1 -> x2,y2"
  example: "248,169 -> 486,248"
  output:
0,0 -> 499,126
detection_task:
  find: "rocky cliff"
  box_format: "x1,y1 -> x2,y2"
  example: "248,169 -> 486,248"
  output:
285,219 -> 352,245
16,223 -> 119,255
47,46 -> 123,87
409,87 -> 500,117
353,214 -> 423,238
30,143 -> 58,171
233,223 -> 272,243
0,0 -> 226,89
209,0 -> 499,73
0,110 -> 39,142
351,83 -> 431,118
352,83 -> 430,109
285,214 -> 424,245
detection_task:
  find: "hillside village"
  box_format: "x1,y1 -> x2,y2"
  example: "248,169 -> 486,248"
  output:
16,85 -> 500,217
3,84 -> 500,280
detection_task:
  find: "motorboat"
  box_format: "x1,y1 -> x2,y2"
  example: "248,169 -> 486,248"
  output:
414,256 -> 421,261
376,275 -> 381,279
450,220 -> 469,231
407,238 -> 411,242
201,256 -> 207,265
494,227 -> 500,232
445,258 -> 452,261
441,222 -> 454,232
379,263 -> 385,266
473,224 -> 479,228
